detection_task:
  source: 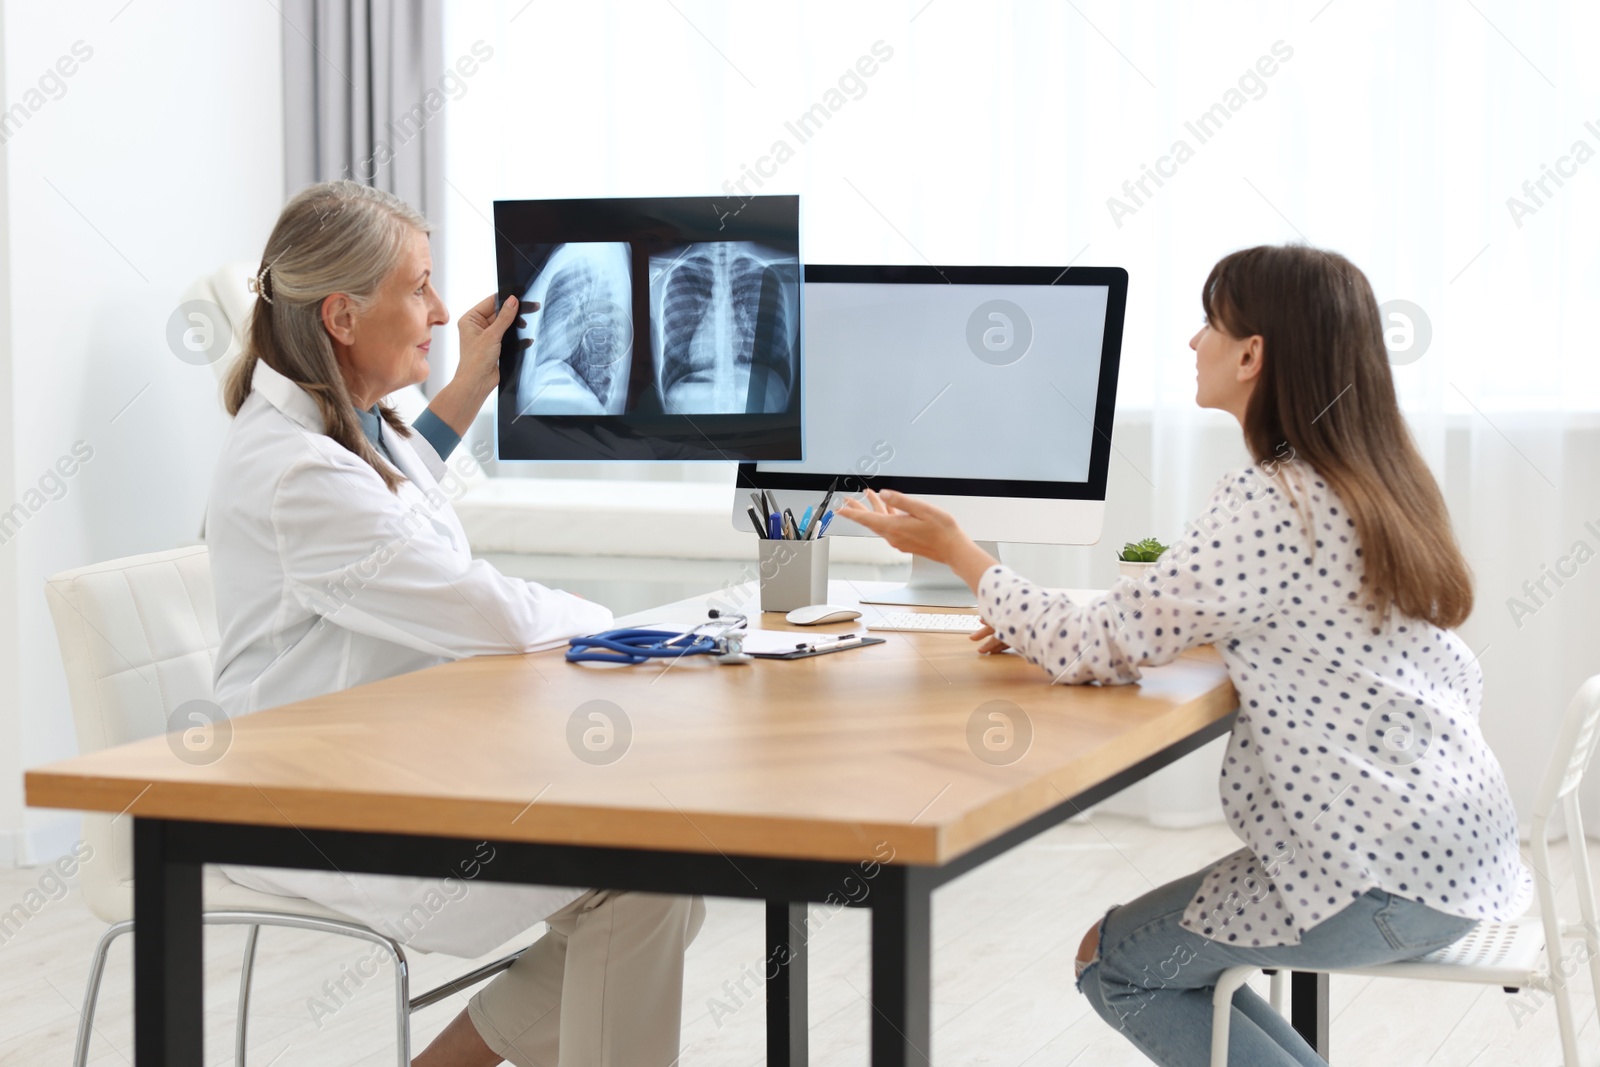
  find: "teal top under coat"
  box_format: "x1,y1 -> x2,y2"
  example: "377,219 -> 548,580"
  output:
353,405 -> 460,463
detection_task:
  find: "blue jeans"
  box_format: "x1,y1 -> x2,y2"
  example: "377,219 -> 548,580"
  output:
1076,860 -> 1476,1066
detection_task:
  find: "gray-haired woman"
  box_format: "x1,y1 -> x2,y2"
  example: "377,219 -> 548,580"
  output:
208,180 -> 703,1067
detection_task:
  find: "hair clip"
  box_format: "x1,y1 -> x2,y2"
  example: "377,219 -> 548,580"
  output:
248,264 -> 273,303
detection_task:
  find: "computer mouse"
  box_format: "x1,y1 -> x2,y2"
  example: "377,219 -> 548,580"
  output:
785,604 -> 862,626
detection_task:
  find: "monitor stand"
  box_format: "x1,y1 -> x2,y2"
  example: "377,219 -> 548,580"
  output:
857,542 -> 998,608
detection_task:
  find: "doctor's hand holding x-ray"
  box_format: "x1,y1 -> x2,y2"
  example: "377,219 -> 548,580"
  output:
421,289 -> 536,430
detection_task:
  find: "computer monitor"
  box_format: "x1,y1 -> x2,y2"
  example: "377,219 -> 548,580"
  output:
733,264 -> 1128,607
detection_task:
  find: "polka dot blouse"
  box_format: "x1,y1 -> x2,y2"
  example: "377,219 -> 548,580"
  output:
977,460 -> 1532,947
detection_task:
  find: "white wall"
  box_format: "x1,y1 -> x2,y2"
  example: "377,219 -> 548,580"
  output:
0,1 -> 284,864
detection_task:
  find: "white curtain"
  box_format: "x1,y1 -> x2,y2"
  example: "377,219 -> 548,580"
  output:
281,0 -> 452,389
436,0 -> 1600,834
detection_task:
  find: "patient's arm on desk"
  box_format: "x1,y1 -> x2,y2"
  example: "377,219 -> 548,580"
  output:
977,480 -> 1288,684
977,569 -> 1162,685
971,589 -> 1104,656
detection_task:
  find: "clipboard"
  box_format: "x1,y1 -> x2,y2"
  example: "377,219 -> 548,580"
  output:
742,633 -> 887,660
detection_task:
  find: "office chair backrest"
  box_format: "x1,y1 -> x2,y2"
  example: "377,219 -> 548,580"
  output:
1532,674 -> 1600,819
44,545 -> 219,924
186,260 -> 257,388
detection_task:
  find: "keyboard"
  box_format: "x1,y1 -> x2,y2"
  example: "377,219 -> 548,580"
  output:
866,611 -> 986,634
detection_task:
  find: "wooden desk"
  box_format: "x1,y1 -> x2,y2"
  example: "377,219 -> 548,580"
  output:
26,579 -> 1313,1065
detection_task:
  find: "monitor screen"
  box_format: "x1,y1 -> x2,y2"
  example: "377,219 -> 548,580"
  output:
494,195 -> 803,461
747,265 -> 1126,500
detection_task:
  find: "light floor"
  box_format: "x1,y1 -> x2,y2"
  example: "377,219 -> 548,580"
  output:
0,815 -> 1593,1066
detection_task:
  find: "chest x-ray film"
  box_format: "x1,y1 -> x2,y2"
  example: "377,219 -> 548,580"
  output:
649,241 -> 798,415
494,196 -> 801,461
516,243 -> 633,414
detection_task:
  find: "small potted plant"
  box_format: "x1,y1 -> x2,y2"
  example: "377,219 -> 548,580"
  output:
1117,537 -> 1168,580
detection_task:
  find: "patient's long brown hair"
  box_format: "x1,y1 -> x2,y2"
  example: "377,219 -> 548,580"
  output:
1202,244 -> 1473,629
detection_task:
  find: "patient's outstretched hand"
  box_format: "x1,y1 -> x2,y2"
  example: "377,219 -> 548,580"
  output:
839,489 -> 966,564
839,488 -> 1000,593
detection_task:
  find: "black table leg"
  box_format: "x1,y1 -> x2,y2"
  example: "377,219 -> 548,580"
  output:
869,867 -> 932,1067
1290,970 -> 1329,1059
133,818 -> 204,1066
766,900 -> 809,1066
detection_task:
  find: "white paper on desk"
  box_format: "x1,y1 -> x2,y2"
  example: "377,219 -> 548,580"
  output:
737,630 -> 857,655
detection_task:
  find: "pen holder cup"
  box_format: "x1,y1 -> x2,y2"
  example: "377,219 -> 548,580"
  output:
758,537 -> 830,613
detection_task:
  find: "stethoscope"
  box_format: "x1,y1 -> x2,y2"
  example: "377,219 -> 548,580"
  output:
565,610 -> 753,666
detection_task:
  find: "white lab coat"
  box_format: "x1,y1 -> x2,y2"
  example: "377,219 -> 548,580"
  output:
205,360 -> 612,957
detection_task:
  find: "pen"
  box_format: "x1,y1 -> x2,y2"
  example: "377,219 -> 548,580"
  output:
818,510 -> 835,536
768,512 -> 781,540
782,507 -> 798,540
815,485 -> 836,525
750,491 -> 767,517
763,490 -> 778,521
798,505 -> 814,537
797,636 -> 867,654
747,506 -> 768,538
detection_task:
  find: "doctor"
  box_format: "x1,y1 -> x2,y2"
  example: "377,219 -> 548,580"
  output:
207,179 -> 703,1067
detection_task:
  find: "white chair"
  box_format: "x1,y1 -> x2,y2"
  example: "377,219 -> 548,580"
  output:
46,545 -> 527,1066
1209,674 -> 1600,1066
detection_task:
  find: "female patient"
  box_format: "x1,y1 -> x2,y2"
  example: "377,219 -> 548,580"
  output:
841,244 -> 1530,1066
208,179 -> 701,1067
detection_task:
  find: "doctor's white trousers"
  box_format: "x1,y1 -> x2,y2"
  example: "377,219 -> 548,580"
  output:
467,890 -> 706,1067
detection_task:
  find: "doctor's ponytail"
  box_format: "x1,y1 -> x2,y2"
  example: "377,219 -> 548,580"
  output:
226,180 -> 428,493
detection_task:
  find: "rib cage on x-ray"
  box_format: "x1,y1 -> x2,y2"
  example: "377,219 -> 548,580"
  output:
517,242 -> 633,415
649,242 -> 799,414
